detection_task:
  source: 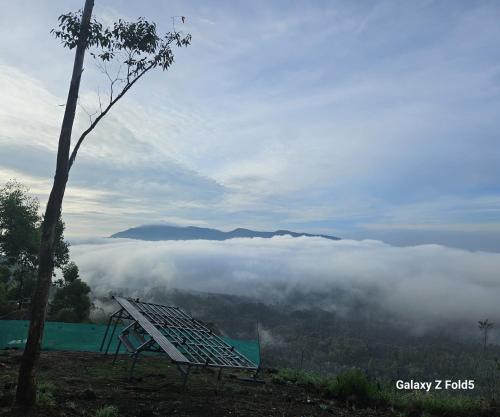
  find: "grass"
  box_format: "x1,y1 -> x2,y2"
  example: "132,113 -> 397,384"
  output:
380,389 -> 490,417
65,401 -> 78,409
36,381 -> 56,406
95,405 -> 119,417
274,368 -> 495,416
331,369 -> 379,405
273,368 -> 378,404
0,351 -> 495,417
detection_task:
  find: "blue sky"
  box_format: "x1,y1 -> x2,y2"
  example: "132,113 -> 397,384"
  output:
0,0 -> 499,250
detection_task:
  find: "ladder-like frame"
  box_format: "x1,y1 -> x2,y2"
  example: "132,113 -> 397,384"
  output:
100,297 -> 258,384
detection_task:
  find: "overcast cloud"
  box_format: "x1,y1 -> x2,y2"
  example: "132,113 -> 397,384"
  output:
70,236 -> 500,333
0,1 -> 499,250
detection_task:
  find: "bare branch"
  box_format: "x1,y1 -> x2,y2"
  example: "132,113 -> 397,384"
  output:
97,87 -> 103,114
126,50 -> 132,84
68,63 -> 154,171
77,101 -> 98,124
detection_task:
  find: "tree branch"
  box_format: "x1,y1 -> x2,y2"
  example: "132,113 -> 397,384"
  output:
67,63 -> 153,172
77,101 -> 98,124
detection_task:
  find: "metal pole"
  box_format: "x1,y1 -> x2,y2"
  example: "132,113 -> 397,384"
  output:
99,313 -> 115,351
112,338 -> 122,365
183,366 -> 191,387
129,354 -> 138,380
104,309 -> 122,355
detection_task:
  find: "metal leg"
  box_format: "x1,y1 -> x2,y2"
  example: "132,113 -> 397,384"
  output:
183,366 -> 191,387
129,354 -> 138,380
100,314 -> 114,351
217,367 -> 223,381
112,338 -> 122,365
105,313 -> 121,355
176,364 -> 191,387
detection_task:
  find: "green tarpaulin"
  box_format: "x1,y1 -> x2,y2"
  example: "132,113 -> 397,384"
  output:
0,320 -> 260,366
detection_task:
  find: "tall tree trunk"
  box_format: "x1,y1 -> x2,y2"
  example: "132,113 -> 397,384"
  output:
15,0 -> 94,406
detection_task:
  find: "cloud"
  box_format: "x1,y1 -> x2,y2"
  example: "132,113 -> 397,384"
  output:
70,236 -> 500,333
0,1 -> 499,248
361,222 -> 500,233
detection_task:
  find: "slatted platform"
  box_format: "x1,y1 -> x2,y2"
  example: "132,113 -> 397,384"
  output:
100,296 -> 258,383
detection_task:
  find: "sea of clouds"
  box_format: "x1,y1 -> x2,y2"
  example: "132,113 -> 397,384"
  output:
69,236 -> 500,333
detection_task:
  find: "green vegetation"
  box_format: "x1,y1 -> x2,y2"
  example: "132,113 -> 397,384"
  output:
0,180 -> 49,312
142,288 -> 500,401
0,349 -> 497,417
0,180 -> 91,322
274,368 -> 496,416
51,262 -> 91,322
36,381 -> 56,406
332,369 -> 379,405
95,405 -> 119,417
382,390 -> 485,417
273,368 -> 380,405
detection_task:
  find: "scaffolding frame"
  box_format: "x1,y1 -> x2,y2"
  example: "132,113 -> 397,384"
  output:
100,296 -> 258,384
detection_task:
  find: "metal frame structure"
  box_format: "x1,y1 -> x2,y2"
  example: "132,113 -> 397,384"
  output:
100,297 -> 258,384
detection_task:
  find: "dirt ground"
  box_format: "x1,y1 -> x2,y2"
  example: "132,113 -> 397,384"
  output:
0,350 -> 395,417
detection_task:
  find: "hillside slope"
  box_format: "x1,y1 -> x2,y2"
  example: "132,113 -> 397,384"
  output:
0,351 -> 393,417
110,225 -> 340,241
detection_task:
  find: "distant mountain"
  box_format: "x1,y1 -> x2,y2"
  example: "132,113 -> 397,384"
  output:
110,225 -> 340,241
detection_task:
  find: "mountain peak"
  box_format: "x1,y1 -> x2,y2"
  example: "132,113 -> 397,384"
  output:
110,225 -> 340,242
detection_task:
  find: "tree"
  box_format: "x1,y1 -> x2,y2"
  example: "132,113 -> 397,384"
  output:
0,181 -> 69,310
15,0 -> 191,406
0,181 -> 39,309
51,262 -> 91,322
0,181 -> 40,267
478,319 -> 494,353
0,265 -> 10,318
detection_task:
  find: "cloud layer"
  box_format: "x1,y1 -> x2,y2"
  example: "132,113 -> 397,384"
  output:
1,1 -> 499,249
70,236 -> 500,333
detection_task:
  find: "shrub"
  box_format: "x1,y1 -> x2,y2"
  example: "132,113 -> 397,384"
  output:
50,262 -> 91,322
53,307 -> 79,323
380,389 -> 490,417
95,405 -> 119,417
330,369 -> 379,405
275,367 -> 494,414
275,368 -> 379,406
36,382 -> 56,406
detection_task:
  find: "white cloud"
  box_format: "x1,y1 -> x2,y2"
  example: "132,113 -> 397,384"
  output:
0,1 -> 499,247
361,222 -> 500,233
70,236 -> 500,331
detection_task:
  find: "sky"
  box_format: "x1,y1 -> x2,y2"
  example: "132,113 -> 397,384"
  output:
0,0 -> 499,251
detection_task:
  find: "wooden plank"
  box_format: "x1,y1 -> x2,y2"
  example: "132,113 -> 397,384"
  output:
114,297 -> 189,364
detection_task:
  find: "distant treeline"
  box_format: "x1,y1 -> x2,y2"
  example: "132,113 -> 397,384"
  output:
94,286 -> 500,398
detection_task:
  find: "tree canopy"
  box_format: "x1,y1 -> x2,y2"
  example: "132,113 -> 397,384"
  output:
51,11 -> 192,170
0,180 -> 40,269
0,180 -> 70,312
51,262 -> 91,322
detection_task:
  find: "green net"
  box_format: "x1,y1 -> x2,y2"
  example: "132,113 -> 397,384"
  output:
0,320 -> 260,366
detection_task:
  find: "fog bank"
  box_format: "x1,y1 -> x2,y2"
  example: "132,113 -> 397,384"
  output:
70,236 -> 500,330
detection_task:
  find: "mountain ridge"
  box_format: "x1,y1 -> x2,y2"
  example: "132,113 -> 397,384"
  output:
110,224 -> 340,241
